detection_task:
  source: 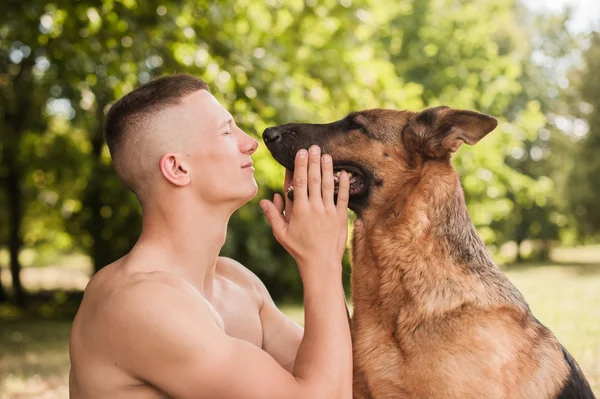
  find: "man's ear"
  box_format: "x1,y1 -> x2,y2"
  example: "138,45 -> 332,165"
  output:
159,153 -> 191,187
404,106 -> 498,158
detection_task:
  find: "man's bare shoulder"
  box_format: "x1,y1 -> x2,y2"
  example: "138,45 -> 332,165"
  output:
102,269 -> 223,328
84,256 -> 202,302
75,261 -> 224,349
89,270 -> 225,365
70,261 -> 230,397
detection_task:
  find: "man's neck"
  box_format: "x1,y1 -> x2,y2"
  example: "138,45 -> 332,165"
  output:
133,196 -> 232,299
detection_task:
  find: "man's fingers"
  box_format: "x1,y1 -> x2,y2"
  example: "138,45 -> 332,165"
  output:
274,193 -> 284,214
336,171 -> 350,213
261,200 -> 286,239
292,149 -> 308,204
321,154 -> 335,205
307,145 -> 322,204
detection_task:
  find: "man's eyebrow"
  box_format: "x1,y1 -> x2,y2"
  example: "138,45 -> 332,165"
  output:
218,118 -> 233,130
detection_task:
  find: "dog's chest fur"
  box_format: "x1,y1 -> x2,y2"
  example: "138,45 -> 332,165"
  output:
349,194 -> 570,399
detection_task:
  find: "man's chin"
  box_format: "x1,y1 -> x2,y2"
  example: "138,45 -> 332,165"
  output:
240,183 -> 258,204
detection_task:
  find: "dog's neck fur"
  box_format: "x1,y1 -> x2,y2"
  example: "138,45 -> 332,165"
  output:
350,159 -> 526,328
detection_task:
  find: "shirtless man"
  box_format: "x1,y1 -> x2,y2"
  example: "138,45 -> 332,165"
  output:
68,74 -> 352,398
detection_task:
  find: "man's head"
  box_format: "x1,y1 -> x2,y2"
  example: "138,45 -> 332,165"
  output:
105,74 -> 258,209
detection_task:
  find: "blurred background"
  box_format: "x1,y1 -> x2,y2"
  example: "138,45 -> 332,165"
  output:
1,0 -> 599,397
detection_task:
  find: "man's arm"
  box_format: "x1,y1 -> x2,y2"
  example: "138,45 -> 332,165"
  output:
256,276 -> 304,373
259,146 -> 353,398
107,278 -> 347,399
255,269 -> 351,374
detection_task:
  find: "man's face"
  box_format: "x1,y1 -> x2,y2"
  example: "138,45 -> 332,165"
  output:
171,90 -> 258,207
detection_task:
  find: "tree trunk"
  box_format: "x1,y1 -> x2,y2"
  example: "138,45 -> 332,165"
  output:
515,238 -> 523,263
2,56 -> 36,306
514,210 -> 529,264
0,267 -> 7,303
0,233 -> 6,303
540,239 -> 551,262
5,150 -> 26,306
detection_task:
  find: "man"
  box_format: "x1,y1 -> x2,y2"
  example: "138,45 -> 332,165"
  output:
68,74 -> 353,398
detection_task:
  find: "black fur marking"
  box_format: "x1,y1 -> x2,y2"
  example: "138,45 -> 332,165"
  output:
415,106 -> 440,127
340,114 -> 379,140
414,105 -> 450,127
556,345 -> 595,398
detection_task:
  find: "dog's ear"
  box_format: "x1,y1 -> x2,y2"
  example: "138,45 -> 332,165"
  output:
403,106 -> 498,158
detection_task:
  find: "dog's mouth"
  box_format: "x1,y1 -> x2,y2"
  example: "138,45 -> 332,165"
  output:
284,164 -> 367,200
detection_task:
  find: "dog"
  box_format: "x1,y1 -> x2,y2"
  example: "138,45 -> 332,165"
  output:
263,106 -> 595,399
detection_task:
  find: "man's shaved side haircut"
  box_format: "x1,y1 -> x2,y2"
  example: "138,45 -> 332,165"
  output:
104,74 -> 209,196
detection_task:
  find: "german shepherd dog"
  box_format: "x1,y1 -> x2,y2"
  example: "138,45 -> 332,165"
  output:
263,106 -> 595,399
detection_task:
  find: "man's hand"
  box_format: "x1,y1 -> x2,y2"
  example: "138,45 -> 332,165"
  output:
260,146 -> 350,271
260,145 -> 353,399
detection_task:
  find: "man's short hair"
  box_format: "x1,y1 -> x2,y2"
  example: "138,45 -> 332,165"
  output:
104,74 -> 209,197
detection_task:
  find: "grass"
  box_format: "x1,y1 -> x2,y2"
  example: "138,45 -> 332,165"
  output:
1,248 -> 599,398
504,263 -> 600,394
0,320 -> 71,399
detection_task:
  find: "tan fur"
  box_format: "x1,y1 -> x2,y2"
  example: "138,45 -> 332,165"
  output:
264,107 -> 592,398
331,110 -> 571,398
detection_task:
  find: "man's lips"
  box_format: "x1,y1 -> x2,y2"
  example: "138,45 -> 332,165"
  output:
241,161 -> 254,170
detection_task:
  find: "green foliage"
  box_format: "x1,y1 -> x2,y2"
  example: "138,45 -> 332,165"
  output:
0,0 -> 596,301
568,32 -> 600,238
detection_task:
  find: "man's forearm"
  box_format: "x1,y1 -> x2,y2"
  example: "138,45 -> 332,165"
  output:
293,263 -> 353,398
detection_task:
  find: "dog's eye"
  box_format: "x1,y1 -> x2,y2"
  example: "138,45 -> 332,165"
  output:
356,124 -> 368,134
350,121 -> 371,137
344,120 -> 364,132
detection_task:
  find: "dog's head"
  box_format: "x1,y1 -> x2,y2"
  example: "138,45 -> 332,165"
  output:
263,106 -> 497,214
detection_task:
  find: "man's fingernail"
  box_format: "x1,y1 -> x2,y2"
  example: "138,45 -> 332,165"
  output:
298,149 -> 307,158
323,154 -> 331,163
310,146 -> 319,154
341,171 -> 349,180
260,201 -> 268,211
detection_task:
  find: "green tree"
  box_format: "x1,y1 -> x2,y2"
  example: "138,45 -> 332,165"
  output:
497,7 -> 582,260
1,0 -> 588,305
1,3 -> 49,304
367,0 -> 571,257
568,31 -> 600,238
1,0 -> 421,302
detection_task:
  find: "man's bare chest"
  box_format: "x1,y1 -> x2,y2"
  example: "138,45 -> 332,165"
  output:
209,279 -> 263,348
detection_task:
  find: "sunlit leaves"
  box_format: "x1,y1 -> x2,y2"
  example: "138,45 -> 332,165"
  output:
567,32 -> 600,237
1,0 -> 589,297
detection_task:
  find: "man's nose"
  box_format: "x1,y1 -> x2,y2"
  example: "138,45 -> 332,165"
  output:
263,127 -> 282,144
244,135 -> 258,154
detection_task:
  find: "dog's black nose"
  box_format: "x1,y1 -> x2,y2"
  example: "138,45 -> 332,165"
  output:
263,127 -> 282,144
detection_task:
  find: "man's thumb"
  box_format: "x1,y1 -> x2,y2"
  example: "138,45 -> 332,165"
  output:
260,200 -> 285,237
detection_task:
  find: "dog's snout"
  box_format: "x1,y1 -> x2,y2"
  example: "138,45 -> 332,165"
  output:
263,127 -> 282,144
